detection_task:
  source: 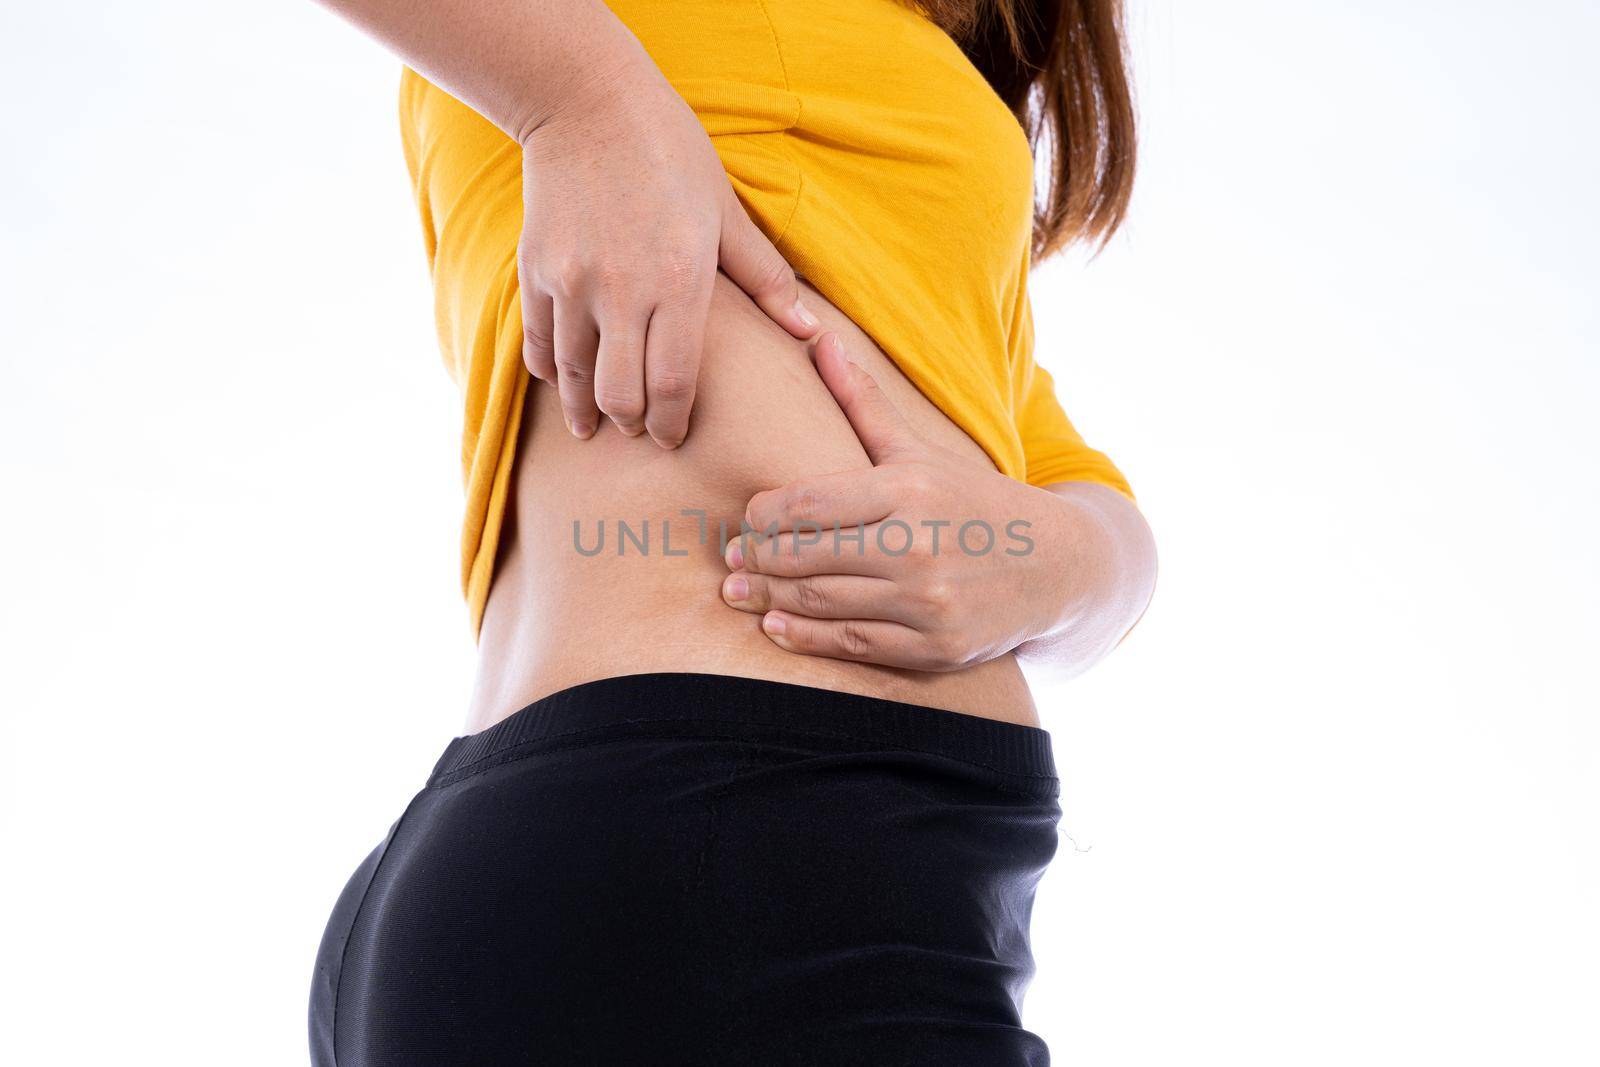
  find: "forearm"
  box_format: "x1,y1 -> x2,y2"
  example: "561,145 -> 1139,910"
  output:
1014,481 -> 1158,676
313,0 -> 650,141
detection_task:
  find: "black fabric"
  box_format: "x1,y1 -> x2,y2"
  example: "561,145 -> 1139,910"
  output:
309,672 -> 1063,1066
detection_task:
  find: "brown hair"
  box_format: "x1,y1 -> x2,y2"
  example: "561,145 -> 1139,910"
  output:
919,0 -> 1137,258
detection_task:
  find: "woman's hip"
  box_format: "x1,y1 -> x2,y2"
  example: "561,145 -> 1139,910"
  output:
311,671 -> 1062,1066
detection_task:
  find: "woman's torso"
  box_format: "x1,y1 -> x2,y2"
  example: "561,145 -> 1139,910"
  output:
467,274 -> 1039,731
401,0 -> 1067,731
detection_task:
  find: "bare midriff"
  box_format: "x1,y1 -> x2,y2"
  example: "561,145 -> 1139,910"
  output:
466,275 -> 1038,733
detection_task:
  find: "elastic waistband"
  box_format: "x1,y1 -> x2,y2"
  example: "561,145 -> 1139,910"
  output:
428,672 -> 1057,796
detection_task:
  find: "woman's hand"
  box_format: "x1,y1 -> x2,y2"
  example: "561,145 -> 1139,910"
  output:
719,332 -> 1156,675
316,0 -> 817,445
519,55 -> 819,448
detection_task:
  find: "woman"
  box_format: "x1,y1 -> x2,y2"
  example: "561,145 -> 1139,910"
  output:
309,0 -> 1157,1062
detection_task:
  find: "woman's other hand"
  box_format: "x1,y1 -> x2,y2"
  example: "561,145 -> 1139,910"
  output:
719,332 -> 1157,676
519,56 -> 819,448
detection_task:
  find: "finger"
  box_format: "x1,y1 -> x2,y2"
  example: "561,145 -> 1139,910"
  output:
724,524 -> 891,579
520,275 -> 557,382
759,612 -> 942,670
722,571 -> 910,623
810,332 -> 919,464
744,467 -> 900,534
592,309 -> 649,437
641,280 -> 712,449
718,185 -> 819,340
553,300 -> 601,439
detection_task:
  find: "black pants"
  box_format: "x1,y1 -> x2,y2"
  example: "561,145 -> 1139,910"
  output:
309,672 -> 1062,1065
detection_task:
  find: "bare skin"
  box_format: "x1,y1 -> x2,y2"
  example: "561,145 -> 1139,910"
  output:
721,332 -> 1157,680
316,0 -> 1159,733
468,275 -> 1047,730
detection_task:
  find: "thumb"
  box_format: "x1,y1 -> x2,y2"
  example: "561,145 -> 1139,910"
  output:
719,188 -> 820,340
811,332 -> 918,465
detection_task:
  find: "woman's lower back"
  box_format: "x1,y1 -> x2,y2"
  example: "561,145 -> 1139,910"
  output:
467,275 -> 1039,732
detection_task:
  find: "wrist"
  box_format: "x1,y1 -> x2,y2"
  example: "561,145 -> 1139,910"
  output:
513,35 -> 659,147
1022,481 -> 1155,652
1029,486 -> 1109,636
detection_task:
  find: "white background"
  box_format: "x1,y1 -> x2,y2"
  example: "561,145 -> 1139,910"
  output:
3,1 -> 1596,1063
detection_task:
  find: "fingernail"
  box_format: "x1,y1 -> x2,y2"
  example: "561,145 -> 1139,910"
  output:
725,541 -> 744,570
793,299 -> 819,331
724,575 -> 748,602
762,612 -> 787,636
569,419 -> 593,439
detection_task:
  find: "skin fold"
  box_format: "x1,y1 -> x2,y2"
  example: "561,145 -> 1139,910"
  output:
721,330 -> 1157,678
468,274 -> 1157,732
312,0 -> 1158,732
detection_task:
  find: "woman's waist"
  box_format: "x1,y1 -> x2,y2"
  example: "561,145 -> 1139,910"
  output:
464,406 -> 1042,732
439,672 -> 1056,796
469,540 -> 1037,733
466,273 -> 1039,732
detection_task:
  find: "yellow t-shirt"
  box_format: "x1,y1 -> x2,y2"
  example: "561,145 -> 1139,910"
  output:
399,0 -> 1133,634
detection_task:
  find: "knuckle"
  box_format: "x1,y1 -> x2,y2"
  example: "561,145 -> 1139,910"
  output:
594,387 -> 644,421
792,577 -> 832,616
649,367 -> 696,404
555,357 -> 593,386
544,256 -> 584,297
645,411 -> 687,449
776,543 -> 810,577
902,464 -> 938,498
523,323 -> 554,349
747,255 -> 793,298
920,580 -> 956,622
925,630 -> 965,670
757,542 -> 790,576
517,248 -> 542,284
837,620 -> 874,658
786,485 -> 822,524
